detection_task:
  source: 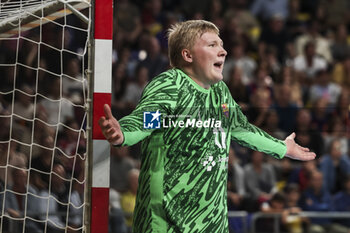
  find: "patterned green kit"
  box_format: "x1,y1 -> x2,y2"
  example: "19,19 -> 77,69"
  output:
119,68 -> 286,232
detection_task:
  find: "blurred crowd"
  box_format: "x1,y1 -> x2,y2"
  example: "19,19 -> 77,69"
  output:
0,0 -> 350,232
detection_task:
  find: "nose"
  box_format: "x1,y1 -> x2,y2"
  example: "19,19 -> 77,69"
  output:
219,46 -> 227,57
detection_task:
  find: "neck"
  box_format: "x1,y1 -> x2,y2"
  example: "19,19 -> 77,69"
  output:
181,67 -> 211,89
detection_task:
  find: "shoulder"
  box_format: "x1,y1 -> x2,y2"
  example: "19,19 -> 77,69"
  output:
142,69 -> 179,95
212,81 -> 231,96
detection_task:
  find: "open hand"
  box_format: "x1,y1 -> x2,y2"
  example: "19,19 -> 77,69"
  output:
98,104 -> 124,145
284,133 -> 316,161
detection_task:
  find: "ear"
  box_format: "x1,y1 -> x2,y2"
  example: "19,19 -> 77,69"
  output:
181,49 -> 193,63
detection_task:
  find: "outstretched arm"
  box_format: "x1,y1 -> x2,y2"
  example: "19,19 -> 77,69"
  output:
98,104 -> 124,145
284,133 -> 316,161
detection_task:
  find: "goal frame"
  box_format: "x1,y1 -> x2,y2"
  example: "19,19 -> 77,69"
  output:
88,0 -> 113,233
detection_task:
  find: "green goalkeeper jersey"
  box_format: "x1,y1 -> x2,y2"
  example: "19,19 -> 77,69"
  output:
119,68 -> 286,233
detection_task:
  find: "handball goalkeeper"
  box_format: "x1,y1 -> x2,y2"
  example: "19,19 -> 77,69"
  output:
99,20 -> 315,233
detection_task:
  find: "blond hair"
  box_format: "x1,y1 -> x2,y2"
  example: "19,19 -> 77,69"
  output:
167,20 -> 219,68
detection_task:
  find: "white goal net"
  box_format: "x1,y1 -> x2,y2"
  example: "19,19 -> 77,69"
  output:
0,0 -> 91,232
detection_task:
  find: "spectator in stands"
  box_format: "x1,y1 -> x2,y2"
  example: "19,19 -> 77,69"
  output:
4,168 -> 35,232
261,109 -> 286,140
0,66 -> 15,93
288,160 -> 318,192
319,139 -> 350,194
227,147 -> 246,232
270,157 -> 293,192
310,97 -> 332,134
122,65 -> 149,110
11,84 -> 35,121
141,0 -> 164,36
31,137 -> 54,190
139,35 -> 169,79
4,168 -> 27,218
5,167 -> 44,232
0,139 -> 27,187
121,168 -> 140,232
37,164 -> 68,233
250,0 -> 289,22
247,64 -> 274,98
258,14 -> 290,63
259,192 -> 287,233
111,62 -> 129,118
27,170 -> 48,233
300,170 -> 331,232
227,147 -> 245,211
262,47 -> 282,81
294,109 -> 324,157
110,188 -> 128,233
115,0 -> 143,46
333,175 -> 350,228
294,20 -> 333,63
272,84 -> 299,134
223,40 -> 257,85
51,163 -> 69,204
285,0 -> 307,41
332,89 -> 350,133
33,105 -> 56,145
317,0 -> 349,30
331,24 -> 350,62
332,56 -> 350,90
58,118 -> 81,156
38,76 -> 74,125
281,184 -> 307,233
110,147 -> 137,193
293,41 -> 328,84
309,69 -> 342,108
279,66 -> 303,107
224,0 -> 260,44
226,66 -> 249,108
244,151 -> 277,207
68,180 -> 84,230
220,16 -> 251,55
204,0 -> 224,26
246,87 -> 272,128
62,57 -> 84,99
300,170 -> 349,233
323,116 -> 348,156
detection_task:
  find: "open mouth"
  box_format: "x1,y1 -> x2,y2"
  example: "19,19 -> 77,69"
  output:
214,61 -> 223,69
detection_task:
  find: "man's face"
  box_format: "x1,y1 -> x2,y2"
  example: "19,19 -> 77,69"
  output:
189,32 -> 227,86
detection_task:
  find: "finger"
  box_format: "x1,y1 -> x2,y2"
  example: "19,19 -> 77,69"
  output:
301,151 -> 316,160
103,104 -> 113,120
98,116 -> 106,127
297,144 -> 310,152
105,127 -> 114,135
99,119 -> 111,130
108,131 -> 121,144
287,132 -> 296,140
104,126 -> 116,137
